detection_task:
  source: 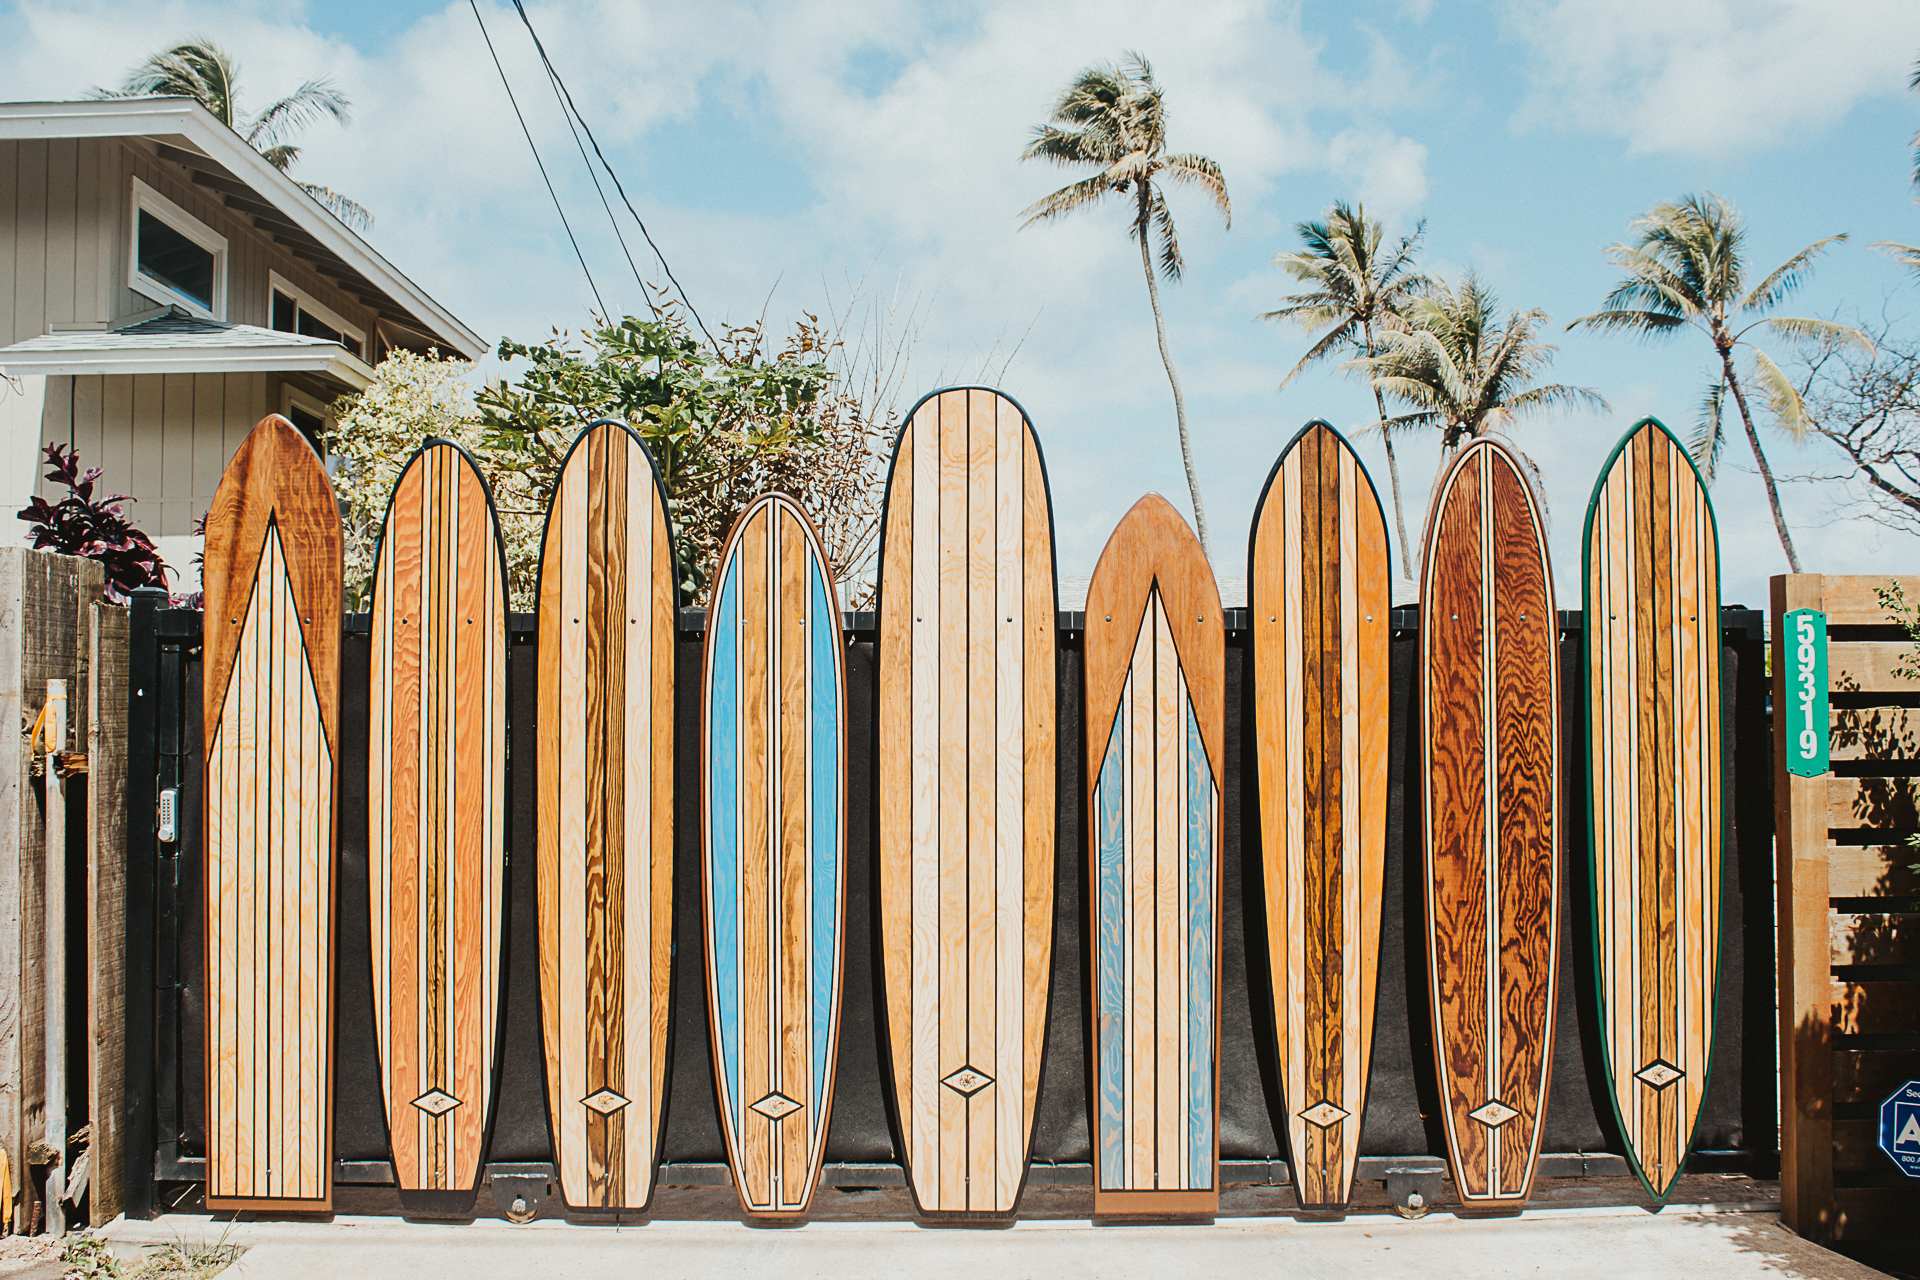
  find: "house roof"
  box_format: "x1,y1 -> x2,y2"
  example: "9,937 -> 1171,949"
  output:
0,310 -> 374,389
0,97 -> 484,360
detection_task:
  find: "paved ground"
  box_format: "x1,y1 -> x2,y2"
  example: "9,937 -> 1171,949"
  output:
99,1202 -> 1892,1280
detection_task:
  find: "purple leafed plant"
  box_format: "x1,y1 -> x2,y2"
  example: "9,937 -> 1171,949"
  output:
16,442 -> 169,603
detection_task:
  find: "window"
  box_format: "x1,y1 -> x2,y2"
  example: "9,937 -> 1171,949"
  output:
129,178 -> 226,319
269,272 -> 364,359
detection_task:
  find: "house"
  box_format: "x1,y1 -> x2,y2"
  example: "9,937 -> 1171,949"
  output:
0,97 -> 484,586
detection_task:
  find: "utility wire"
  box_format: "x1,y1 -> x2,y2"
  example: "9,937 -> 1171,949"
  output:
470,0 -> 606,320
507,0 -> 717,348
532,38 -> 652,304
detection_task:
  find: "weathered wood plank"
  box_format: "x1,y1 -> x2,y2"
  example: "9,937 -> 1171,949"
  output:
1827,643 -> 1920,696
87,603 -> 129,1226
1830,707 -> 1920,762
1808,576 -> 1920,627
1829,981 -> 1920,1035
1826,776 -> 1920,830
1829,913 -> 1920,966
1832,1050 -> 1920,1105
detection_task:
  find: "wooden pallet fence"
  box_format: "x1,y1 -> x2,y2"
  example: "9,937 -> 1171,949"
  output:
1772,574 -> 1920,1244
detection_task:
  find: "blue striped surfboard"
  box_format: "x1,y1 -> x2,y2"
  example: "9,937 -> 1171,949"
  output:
1084,494 -> 1225,1216
701,493 -> 848,1216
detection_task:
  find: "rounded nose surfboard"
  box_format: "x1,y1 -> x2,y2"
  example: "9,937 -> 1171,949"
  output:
701,493 -> 848,1217
1582,418 -> 1723,1201
1419,436 -> 1560,1211
876,387 -> 1057,1217
535,419 -> 677,1212
1249,422 -> 1390,1210
1084,494 -> 1224,1216
202,413 -> 343,1211
367,439 -> 508,1197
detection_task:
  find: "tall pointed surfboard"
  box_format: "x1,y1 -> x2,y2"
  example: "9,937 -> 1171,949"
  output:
1084,494 -> 1223,1216
367,440 -> 508,1195
1583,418 -> 1723,1201
701,493 -> 848,1217
201,413 -> 343,1211
1420,435 -> 1560,1211
536,419 -> 677,1212
877,387 -> 1057,1216
1248,422 -> 1390,1210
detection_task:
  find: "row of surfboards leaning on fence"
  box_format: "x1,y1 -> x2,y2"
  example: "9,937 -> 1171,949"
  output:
198,385 -> 1719,1222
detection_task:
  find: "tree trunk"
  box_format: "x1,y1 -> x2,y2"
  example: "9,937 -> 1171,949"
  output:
1138,185 -> 1211,560
1363,319 -> 1415,578
1721,349 -> 1802,572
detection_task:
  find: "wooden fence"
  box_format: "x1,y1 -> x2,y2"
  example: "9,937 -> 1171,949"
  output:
1772,574 -> 1920,1246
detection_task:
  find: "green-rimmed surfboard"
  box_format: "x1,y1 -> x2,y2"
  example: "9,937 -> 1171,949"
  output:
1582,417 -> 1723,1201
701,493 -> 848,1217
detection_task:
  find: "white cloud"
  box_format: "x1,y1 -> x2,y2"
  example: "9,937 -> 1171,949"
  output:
1323,127 -> 1429,224
1502,0 -> 1920,155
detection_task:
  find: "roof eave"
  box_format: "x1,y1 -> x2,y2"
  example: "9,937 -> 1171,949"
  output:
0,344 -> 373,391
0,98 -> 485,361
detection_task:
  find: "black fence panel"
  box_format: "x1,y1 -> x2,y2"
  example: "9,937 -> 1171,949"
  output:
125,604 -> 1774,1210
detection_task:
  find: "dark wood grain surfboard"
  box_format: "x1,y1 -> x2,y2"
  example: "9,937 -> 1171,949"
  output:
535,419 -> 677,1212
201,413 -> 343,1211
701,493 -> 848,1217
1084,494 -> 1223,1216
1583,417 -> 1722,1201
876,387 -> 1057,1216
367,440 -> 508,1195
1248,422 -> 1390,1210
1419,435 -> 1560,1211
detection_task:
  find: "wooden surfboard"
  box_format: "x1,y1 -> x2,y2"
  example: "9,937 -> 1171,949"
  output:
367,439 -> 508,1195
201,413 -> 343,1211
1248,422 -> 1390,1210
1583,417 -> 1723,1201
876,387 -> 1057,1216
1419,435 -> 1560,1211
1084,494 -> 1224,1216
701,493 -> 848,1217
535,419 -> 677,1212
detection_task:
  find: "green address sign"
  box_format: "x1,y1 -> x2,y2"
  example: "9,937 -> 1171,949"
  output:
1784,607 -> 1829,778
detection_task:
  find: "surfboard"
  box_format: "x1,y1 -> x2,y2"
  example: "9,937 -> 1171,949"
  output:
1419,435 -> 1560,1211
1084,494 -> 1224,1216
701,493 -> 848,1217
876,387 -> 1057,1216
201,413 -> 343,1211
367,440 -> 508,1195
535,419 -> 677,1212
1248,422 -> 1390,1210
1583,417 -> 1723,1201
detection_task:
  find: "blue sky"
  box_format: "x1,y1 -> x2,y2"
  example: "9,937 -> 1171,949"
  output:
7,0 -> 1920,605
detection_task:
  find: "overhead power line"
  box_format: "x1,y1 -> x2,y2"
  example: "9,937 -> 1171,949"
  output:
470,0 -> 606,319
507,0 -> 717,348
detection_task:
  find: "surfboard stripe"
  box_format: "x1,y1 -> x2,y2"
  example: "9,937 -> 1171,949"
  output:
1250,422 -> 1390,1209
1584,419 -> 1722,1200
701,494 -> 847,1216
368,440 -> 507,1193
1420,437 -> 1560,1209
201,414 -> 342,1211
876,388 -> 1056,1215
537,420 -> 675,1212
1084,494 -> 1223,1215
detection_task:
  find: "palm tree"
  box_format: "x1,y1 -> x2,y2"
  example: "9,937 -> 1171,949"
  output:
1347,271 -> 1607,460
1569,192 -> 1865,572
1261,202 -> 1431,576
1019,52 -> 1229,559
95,38 -> 371,230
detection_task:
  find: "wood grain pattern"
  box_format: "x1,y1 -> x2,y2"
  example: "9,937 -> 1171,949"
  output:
1248,422 -> 1390,1210
1084,494 -> 1223,1216
536,420 -> 676,1212
201,413 -> 343,1211
367,440 -> 508,1194
876,388 -> 1056,1216
701,494 -> 848,1217
1583,418 -> 1722,1201
1419,436 -> 1560,1210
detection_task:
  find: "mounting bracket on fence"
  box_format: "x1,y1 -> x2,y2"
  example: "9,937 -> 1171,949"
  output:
1381,1163 -> 1444,1219
486,1163 -> 554,1224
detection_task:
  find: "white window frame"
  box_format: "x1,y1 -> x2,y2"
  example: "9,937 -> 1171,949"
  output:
279,383 -> 337,470
269,271 -> 365,355
129,177 -> 227,320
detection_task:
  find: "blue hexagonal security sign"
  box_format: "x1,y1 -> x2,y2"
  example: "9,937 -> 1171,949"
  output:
1881,1080 -> 1920,1178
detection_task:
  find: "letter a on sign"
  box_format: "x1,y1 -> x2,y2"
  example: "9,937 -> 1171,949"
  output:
1783,608 -> 1828,778
1879,1080 -> 1920,1178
